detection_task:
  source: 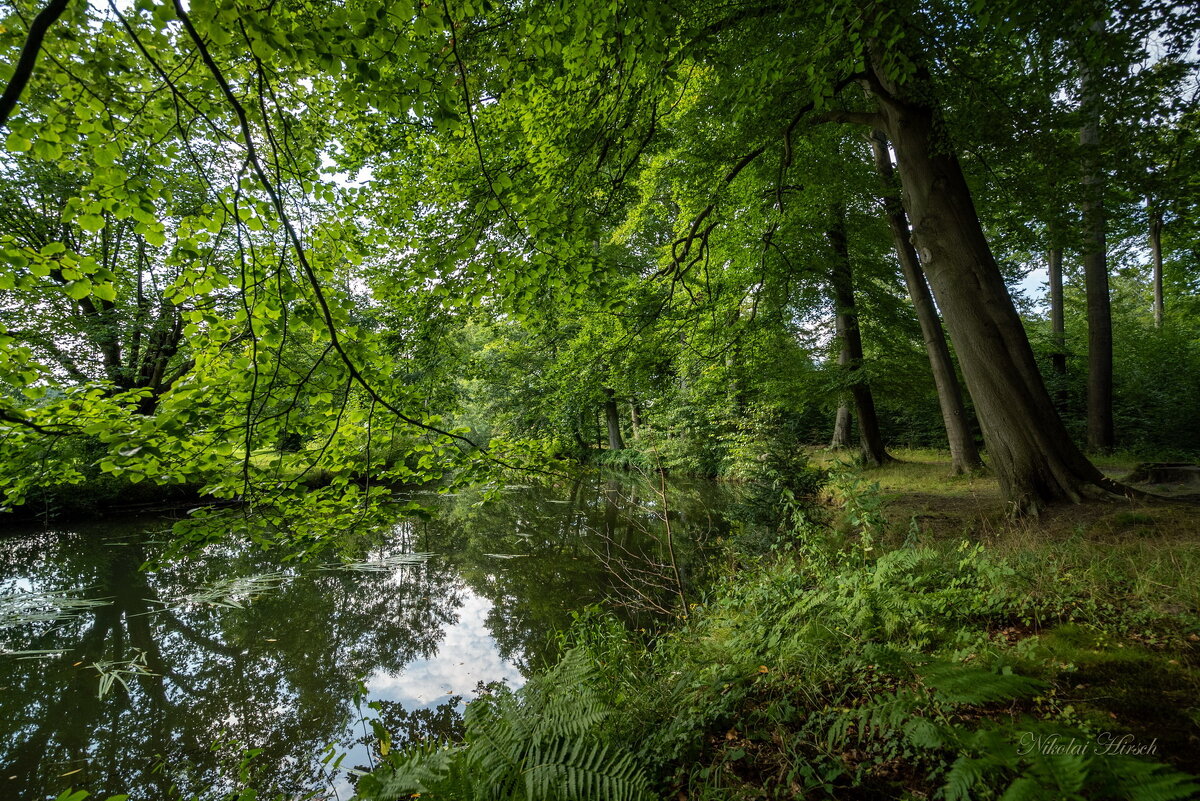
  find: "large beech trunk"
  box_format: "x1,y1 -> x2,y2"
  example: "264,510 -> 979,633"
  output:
870,130 -> 981,474
831,402 -> 853,449
827,204 -> 891,467
603,387 -> 626,451
868,58 -> 1115,513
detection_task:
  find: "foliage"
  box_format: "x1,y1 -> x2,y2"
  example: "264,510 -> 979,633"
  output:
354,649 -> 653,801
2,0 -> 1200,796
724,406 -> 828,552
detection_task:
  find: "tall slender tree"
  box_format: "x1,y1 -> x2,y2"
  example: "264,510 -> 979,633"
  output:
869,130 -> 980,474
1079,17 -> 1115,452
827,202 -> 891,467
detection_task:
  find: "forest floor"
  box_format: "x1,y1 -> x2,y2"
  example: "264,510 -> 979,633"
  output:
811,447 -> 1200,543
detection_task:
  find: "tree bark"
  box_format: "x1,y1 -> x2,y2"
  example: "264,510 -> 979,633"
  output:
866,48 -> 1120,514
870,130 -> 981,474
830,401 -> 853,449
630,402 -> 642,439
603,387 -> 626,450
1080,19 -> 1114,452
1149,203 -> 1164,327
1048,245 -> 1067,376
827,203 -> 891,467
572,424 -> 589,460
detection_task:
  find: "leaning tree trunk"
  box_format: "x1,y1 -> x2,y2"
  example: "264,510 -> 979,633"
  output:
870,130 -> 981,474
1080,19 -> 1114,452
827,204 -> 891,467
867,50 -> 1119,514
603,387 -> 626,451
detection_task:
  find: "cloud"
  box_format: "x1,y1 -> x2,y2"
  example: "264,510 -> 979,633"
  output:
366,588 -> 525,709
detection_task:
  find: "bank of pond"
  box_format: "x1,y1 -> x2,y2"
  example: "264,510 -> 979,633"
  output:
2,471 -> 1199,801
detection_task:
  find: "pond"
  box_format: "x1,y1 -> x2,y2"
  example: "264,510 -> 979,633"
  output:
0,475 -> 736,801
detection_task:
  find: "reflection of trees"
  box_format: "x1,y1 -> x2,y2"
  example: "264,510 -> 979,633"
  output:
0,476 -> 733,798
359,695 -> 466,754
0,522 -> 464,801
446,474 -> 731,671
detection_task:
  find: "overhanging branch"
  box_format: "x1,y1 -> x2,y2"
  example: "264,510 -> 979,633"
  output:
0,0 -> 72,129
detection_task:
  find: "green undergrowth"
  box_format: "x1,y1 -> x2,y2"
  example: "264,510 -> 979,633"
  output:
355,468 -> 1200,801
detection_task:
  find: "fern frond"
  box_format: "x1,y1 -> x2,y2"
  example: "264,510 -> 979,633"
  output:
353,742 -> 463,799
921,664 -> 1047,705
999,776 -> 1044,801
943,754 -> 988,801
523,739 -> 651,801
1093,755 -> 1200,801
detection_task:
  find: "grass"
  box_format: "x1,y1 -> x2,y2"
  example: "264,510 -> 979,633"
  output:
810,448 -> 1200,638
810,447 -> 1200,543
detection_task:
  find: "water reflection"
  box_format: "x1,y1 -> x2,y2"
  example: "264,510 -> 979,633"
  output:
0,475 -> 731,799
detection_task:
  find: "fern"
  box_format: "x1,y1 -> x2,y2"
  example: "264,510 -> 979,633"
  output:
998,776 -> 1043,801
943,755 -> 989,801
353,647 -> 653,801
938,721 -> 1200,801
818,656 -> 1200,801
353,742 -> 466,798
920,663 -> 1048,705
1091,754 -> 1200,801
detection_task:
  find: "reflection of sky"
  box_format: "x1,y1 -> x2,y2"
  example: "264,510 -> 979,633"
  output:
367,588 -> 525,708
332,583 -> 524,798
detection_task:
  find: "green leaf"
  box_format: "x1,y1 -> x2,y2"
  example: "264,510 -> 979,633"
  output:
65,280 -> 92,300
5,133 -> 31,153
78,214 -> 106,232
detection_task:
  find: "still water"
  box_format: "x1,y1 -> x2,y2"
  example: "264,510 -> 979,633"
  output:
0,476 -> 733,800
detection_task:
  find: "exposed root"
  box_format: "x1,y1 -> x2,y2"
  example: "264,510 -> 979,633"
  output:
1092,475 -> 1198,505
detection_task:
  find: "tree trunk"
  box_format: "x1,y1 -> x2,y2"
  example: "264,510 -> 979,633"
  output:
1048,245 -> 1067,376
572,425 -> 590,460
630,402 -> 642,439
1149,203 -> 1164,327
827,203 -> 891,467
870,130 -> 981,474
867,49 -> 1117,514
1080,19 -> 1114,452
603,387 -> 626,450
830,401 -> 853,449
831,318 -> 854,450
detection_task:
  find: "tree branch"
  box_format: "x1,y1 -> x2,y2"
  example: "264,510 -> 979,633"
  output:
0,409 -> 72,436
0,0 -> 72,129
814,109 -> 883,126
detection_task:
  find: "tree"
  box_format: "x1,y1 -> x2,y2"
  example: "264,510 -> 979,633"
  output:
827,201 -> 891,467
1079,16 -> 1115,452
415,0 -> 1161,511
3,0 -> 1196,514
868,130 -> 981,474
